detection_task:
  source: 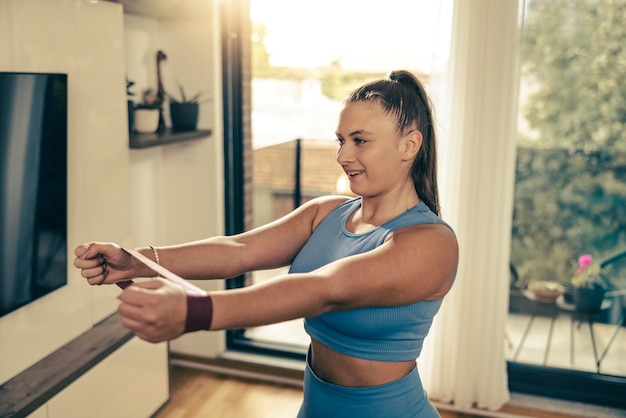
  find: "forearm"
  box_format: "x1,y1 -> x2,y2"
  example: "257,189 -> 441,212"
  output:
135,237 -> 250,280
207,273 -> 332,330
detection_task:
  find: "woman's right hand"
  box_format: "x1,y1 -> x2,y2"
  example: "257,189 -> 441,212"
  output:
74,242 -> 136,286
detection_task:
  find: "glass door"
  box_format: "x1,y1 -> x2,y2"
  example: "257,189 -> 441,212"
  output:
506,0 -> 626,407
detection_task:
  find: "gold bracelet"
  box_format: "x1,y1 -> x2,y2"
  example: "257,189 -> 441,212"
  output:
149,245 -> 161,277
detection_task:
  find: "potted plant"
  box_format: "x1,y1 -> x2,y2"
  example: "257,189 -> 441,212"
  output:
569,254 -> 609,312
134,88 -> 161,134
167,85 -> 210,131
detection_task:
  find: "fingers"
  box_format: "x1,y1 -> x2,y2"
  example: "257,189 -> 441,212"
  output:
74,241 -> 105,260
73,242 -> 104,273
77,254 -> 108,285
73,242 -> 128,286
117,303 -> 161,342
117,279 -> 168,307
74,243 -> 90,258
116,279 -> 187,343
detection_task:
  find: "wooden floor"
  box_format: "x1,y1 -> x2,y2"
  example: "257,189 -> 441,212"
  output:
155,365 -> 581,418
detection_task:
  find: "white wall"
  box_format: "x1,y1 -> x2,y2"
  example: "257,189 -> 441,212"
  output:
0,0 -> 225,390
0,0 -> 132,385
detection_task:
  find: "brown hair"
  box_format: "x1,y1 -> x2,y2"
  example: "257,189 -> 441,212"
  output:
346,70 -> 440,216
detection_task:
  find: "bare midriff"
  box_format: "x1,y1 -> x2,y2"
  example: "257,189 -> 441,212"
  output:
309,339 -> 416,387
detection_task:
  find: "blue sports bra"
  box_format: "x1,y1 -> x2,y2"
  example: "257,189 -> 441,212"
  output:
289,197 -> 454,362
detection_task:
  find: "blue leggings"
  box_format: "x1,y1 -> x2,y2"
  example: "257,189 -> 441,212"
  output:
297,354 -> 440,418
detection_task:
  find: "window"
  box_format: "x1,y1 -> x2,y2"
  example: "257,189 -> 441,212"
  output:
506,0 -> 626,407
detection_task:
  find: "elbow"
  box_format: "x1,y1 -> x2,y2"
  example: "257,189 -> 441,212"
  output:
311,271 -> 356,314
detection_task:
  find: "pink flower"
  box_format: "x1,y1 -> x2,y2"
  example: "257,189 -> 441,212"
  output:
575,254 -> 593,275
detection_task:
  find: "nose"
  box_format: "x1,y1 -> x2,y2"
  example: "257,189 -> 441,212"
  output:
336,142 -> 354,166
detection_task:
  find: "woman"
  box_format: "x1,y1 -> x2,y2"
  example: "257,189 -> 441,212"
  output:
75,70 -> 458,417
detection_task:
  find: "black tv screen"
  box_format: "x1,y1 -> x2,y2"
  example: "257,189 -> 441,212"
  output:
0,72 -> 68,317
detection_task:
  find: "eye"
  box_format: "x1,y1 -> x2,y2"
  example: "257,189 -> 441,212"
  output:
336,137 -> 345,146
354,138 -> 366,145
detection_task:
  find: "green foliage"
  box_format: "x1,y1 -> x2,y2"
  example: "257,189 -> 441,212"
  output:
251,22 -> 317,80
135,88 -> 160,109
511,0 -> 626,287
251,21 -> 387,101
511,146 -> 626,286
251,22 -> 272,78
126,78 -> 135,96
522,0 -> 626,152
571,263 -> 611,288
166,84 -> 210,104
319,70 -> 388,101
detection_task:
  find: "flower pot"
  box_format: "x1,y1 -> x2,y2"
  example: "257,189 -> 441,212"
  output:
561,282 -> 575,304
573,283 -> 606,312
170,102 -> 199,131
134,108 -> 160,133
528,280 -> 564,304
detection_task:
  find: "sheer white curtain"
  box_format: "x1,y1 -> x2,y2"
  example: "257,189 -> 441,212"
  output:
419,0 -> 522,410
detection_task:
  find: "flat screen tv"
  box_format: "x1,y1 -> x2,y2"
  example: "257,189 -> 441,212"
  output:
0,72 -> 68,317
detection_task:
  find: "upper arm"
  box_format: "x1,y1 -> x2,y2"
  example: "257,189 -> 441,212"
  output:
156,196 -> 350,280
317,223 -> 458,311
232,195 -> 351,272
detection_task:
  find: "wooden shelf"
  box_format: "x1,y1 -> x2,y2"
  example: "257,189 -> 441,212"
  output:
0,313 -> 134,417
129,128 -> 211,149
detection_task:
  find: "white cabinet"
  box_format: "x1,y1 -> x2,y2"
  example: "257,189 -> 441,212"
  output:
47,338 -> 169,418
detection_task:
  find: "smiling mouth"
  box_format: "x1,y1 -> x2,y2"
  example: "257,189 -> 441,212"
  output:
346,170 -> 365,177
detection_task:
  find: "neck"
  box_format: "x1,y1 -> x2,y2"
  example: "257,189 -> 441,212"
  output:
356,189 -> 420,227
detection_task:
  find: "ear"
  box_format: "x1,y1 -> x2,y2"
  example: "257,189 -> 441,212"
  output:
399,130 -> 423,161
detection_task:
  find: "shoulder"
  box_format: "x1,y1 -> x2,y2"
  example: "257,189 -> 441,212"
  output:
302,195 -> 355,230
391,222 -> 459,274
385,213 -> 458,269
392,222 -> 457,251
384,202 -> 457,247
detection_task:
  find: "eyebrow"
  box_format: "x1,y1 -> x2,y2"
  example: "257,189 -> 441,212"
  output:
335,129 -> 375,137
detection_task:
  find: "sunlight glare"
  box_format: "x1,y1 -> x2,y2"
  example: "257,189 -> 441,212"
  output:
251,0 -> 440,73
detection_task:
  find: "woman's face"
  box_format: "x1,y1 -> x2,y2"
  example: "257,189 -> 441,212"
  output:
335,100 -> 414,198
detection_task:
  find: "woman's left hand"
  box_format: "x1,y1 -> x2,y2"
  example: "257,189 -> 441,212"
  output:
117,278 -> 187,343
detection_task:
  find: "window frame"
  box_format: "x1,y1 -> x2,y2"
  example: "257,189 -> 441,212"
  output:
220,0 -> 306,362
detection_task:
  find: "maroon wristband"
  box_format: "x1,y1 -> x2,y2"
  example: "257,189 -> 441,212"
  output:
184,294 -> 214,333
